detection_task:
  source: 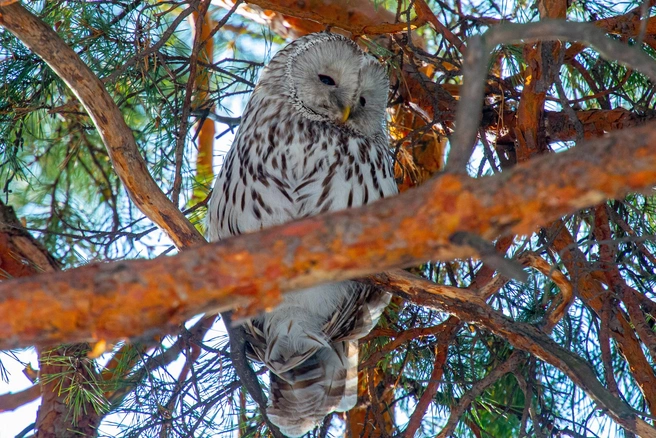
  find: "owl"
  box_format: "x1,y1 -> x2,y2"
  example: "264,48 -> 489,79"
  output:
207,32 -> 398,437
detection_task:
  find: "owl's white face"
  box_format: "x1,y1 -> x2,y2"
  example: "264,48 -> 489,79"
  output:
287,36 -> 389,137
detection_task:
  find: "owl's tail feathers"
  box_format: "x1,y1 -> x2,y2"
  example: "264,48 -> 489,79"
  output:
266,341 -> 359,437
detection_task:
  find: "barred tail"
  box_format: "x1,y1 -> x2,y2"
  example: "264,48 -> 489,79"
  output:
267,341 -> 359,437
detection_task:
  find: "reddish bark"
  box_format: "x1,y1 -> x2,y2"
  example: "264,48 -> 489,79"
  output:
214,0 -> 426,38
403,326 -> 456,437
35,345 -> 103,438
1,121 -> 656,350
514,0 -> 566,162
0,204 -> 102,436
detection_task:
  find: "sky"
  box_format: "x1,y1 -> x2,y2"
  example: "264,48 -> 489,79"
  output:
0,350 -> 41,438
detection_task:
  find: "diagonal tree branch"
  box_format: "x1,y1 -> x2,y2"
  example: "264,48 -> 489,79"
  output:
402,326 -> 456,437
0,2 -> 204,249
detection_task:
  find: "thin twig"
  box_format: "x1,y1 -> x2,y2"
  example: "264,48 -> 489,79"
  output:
437,350 -> 527,438
222,312 -> 286,438
103,4 -> 196,83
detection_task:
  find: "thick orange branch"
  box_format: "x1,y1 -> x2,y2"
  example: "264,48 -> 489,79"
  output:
221,0 -> 426,36
0,122 -> 656,349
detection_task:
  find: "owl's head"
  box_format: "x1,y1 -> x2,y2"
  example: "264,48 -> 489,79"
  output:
282,33 -> 389,137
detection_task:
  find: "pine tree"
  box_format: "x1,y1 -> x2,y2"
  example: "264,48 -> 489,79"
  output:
2,0 -> 656,437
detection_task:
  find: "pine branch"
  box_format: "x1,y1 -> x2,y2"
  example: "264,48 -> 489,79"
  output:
367,270 -> 656,437
436,350 -> 529,438
0,2 -> 204,249
0,120 -> 655,349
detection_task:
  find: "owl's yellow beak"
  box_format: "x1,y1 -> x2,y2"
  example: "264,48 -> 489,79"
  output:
341,106 -> 351,123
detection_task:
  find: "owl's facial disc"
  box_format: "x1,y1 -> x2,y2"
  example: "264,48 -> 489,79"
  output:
288,38 -> 388,136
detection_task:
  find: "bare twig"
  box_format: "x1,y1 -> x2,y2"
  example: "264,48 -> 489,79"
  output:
444,35 -> 486,172
599,298 -> 622,399
191,110 -> 241,127
413,0 -> 465,53
106,316 -> 216,408
485,21 -> 656,81
0,385 -> 40,412
554,74 -> 585,142
103,5 -> 197,84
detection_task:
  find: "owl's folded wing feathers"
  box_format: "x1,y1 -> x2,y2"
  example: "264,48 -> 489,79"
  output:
323,282 -> 391,343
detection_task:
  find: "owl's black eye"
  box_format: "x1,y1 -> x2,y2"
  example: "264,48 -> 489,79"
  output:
359,96 -> 366,107
318,74 -> 336,86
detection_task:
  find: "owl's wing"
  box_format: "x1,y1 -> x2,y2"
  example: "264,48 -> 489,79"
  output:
244,283 -> 389,370
323,282 -> 391,342
243,284 -> 389,438
243,318 -> 324,375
